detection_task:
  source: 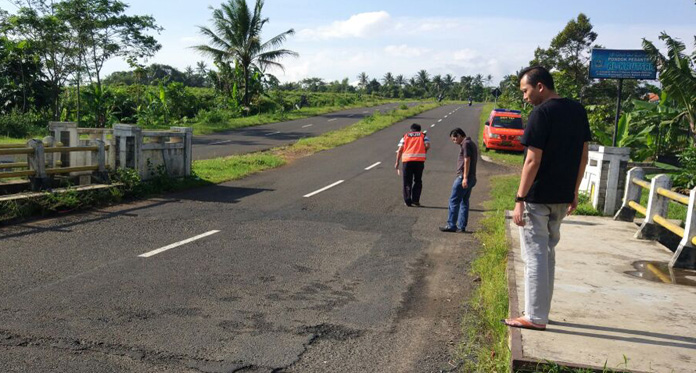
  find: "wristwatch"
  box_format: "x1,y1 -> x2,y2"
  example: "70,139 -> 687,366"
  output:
515,195 -> 526,203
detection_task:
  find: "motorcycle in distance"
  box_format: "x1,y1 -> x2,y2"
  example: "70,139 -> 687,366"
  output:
467,97 -> 472,106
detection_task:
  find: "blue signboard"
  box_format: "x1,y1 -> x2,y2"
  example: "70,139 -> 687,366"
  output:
589,49 -> 657,80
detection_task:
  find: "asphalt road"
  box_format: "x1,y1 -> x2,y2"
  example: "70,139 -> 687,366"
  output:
193,102 -> 418,160
0,103 -> 508,372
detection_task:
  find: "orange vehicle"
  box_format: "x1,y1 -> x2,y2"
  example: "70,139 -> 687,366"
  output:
482,108 -> 525,152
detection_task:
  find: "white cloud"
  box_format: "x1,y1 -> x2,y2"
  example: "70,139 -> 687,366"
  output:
384,44 -> 429,58
298,11 -> 391,40
452,49 -> 481,61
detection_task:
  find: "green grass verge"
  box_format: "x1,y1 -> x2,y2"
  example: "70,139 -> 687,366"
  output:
460,174 -> 517,372
193,153 -> 286,184
0,137 -> 25,144
477,102 -> 525,167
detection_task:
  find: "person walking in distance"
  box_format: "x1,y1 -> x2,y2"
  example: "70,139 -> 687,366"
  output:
502,66 -> 590,331
395,123 -> 430,206
440,128 -> 477,233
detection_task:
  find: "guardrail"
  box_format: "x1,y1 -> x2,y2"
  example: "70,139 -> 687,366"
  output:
0,137 -> 108,190
614,167 -> 696,268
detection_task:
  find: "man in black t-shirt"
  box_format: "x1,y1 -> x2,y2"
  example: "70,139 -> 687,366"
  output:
502,66 -> 590,331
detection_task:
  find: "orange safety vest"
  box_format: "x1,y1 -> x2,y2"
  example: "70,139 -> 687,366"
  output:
402,132 -> 427,162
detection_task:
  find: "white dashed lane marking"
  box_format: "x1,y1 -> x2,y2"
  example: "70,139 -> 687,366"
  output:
139,230 -> 221,258
365,162 -> 381,170
304,180 -> 345,198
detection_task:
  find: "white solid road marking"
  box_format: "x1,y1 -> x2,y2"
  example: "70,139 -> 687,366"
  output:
304,180 -> 345,198
265,131 -> 281,136
139,230 -> 221,258
328,118 -> 338,122
209,140 -> 232,145
302,124 -> 314,128
365,162 -> 381,170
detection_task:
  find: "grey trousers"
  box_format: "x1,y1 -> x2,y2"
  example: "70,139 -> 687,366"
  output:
518,202 -> 567,324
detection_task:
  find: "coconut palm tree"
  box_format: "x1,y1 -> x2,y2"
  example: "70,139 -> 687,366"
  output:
415,69 -> 429,90
194,0 -> 298,107
357,72 -> 369,91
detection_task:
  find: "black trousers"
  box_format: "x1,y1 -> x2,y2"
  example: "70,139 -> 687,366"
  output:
402,161 -> 424,205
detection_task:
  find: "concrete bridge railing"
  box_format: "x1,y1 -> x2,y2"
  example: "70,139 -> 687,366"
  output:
49,122 -> 192,182
614,167 -> 696,268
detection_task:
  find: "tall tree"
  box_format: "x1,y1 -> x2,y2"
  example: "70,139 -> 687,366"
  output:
195,0 -> 297,107
357,72 -> 369,91
531,13 -> 597,100
58,0 -> 162,89
6,0 -> 78,119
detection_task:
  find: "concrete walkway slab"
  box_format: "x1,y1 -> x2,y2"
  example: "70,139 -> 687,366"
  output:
506,214 -> 696,372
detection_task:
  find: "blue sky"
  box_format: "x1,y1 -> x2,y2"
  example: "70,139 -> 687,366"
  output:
2,0 -> 695,84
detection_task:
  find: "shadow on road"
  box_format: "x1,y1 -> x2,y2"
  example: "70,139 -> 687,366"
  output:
0,199 -> 176,240
173,185 -> 273,204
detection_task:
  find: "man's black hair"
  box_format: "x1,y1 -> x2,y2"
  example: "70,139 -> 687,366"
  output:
410,123 -> 421,132
449,128 -> 466,137
519,66 -> 555,90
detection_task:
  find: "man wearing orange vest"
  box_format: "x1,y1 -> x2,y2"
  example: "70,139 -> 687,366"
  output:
395,123 -> 430,206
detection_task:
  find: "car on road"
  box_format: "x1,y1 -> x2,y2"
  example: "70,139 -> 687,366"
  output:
482,108 -> 525,152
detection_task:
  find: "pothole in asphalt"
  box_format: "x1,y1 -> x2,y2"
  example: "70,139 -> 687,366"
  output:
298,324 -> 362,341
625,261 -> 696,286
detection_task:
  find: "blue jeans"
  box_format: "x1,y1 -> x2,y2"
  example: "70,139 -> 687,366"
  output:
447,176 -> 476,230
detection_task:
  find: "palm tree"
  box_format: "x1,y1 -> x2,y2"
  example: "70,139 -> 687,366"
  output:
194,0 -> 298,107
643,33 -> 696,145
415,69 -> 429,90
395,74 -> 405,88
382,72 -> 395,86
357,72 -> 369,91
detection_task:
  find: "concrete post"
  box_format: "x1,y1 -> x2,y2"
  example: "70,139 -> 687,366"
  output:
581,146 -> 631,216
48,122 -> 78,167
27,139 -> 50,191
614,167 -> 645,221
90,139 -> 110,184
171,126 -> 193,176
113,124 -> 143,177
669,187 -> 696,269
635,174 -> 671,240
42,136 -> 57,169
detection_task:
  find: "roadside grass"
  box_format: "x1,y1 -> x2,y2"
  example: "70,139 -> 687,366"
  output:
636,187 -> 688,222
193,153 -> 286,184
0,136 -> 25,144
477,102 -> 524,167
0,102 -> 440,223
460,174 -> 517,372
